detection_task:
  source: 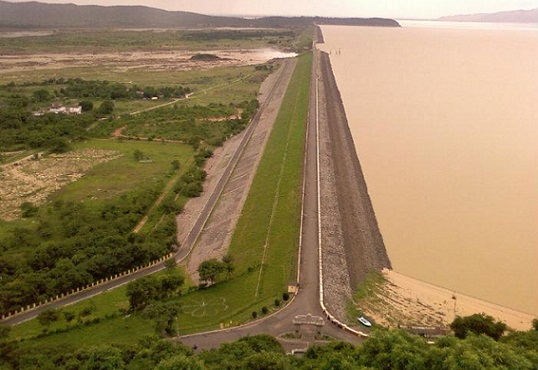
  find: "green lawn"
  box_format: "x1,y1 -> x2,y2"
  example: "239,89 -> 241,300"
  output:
10,51 -> 312,345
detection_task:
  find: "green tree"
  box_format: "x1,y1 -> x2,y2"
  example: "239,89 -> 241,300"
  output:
98,100 -> 115,115
197,259 -> 227,285
501,329 -> 538,352
49,258 -> 92,293
450,313 -> 508,341
81,345 -> 125,370
357,330 -> 428,369
222,254 -> 235,277
126,276 -> 162,311
143,302 -> 181,336
171,159 -> 181,170
33,89 -> 50,102
79,100 -> 94,112
48,137 -> 71,153
134,149 -> 144,161
0,324 -> 19,369
242,352 -> 293,370
160,275 -> 185,298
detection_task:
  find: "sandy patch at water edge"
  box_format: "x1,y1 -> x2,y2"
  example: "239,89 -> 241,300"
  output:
365,269 -> 536,332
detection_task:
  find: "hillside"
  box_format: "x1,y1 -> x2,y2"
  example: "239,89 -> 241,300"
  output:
439,8 -> 538,23
0,0 -> 400,28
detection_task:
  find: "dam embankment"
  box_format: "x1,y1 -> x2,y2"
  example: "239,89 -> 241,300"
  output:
317,48 -> 391,319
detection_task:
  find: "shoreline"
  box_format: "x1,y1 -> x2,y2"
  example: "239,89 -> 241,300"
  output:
382,270 -> 535,331
317,25 -> 536,329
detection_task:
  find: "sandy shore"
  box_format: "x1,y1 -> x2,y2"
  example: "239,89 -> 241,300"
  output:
365,269 -> 535,332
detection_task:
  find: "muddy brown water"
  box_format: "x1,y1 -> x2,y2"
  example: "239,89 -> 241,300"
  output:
319,24 -> 538,316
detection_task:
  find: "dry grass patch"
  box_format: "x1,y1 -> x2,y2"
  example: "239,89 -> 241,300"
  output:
0,149 -> 120,220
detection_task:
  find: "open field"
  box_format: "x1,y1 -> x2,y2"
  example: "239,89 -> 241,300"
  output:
0,139 -> 193,220
0,29 -> 298,54
54,140 -> 193,207
0,148 -> 121,220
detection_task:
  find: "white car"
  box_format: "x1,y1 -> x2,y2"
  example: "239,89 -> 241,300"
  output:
357,316 -> 372,327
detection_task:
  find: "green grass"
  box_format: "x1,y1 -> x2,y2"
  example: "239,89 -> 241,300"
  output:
9,51 -> 312,345
11,286 -> 129,341
353,270 -> 386,301
17,314 -> 154,351
347,271 -> 386,321
230,53 -> 311,284
53,139 -> 193,208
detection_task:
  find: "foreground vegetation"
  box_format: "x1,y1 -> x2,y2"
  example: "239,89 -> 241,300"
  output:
1,326 -> 538,369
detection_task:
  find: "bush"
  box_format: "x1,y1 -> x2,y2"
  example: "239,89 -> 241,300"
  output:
450,313 -> 507,341
252,311 -> 258,319
282,292 -> 290,301
20,202 -> 39,218
274,299 -> 280,307
261,306 -> 268,315
63,311 -> 75,322
181,181 -> 203,197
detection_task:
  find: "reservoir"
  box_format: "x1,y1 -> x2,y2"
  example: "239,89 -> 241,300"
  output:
319,23 -> 538,315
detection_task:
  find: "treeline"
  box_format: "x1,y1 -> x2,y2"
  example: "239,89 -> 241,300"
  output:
1,328 -> 537,370
5,78 -> 191,100
58,78 -> 191,100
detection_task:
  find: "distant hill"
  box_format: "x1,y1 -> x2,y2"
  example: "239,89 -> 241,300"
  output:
439,8 -> 538,23
0,1 -> 400,29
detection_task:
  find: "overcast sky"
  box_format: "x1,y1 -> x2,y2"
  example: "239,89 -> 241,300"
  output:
6,0 -> 538,19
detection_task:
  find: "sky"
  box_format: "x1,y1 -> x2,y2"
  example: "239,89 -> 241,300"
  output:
5,0 -> 538,19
